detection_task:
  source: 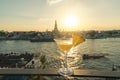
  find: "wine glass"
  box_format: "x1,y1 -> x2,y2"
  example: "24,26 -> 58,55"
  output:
54,34 -> 85,76
54,37 -> 73,76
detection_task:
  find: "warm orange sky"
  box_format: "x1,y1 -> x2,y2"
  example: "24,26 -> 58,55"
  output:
0,0 -> 120,31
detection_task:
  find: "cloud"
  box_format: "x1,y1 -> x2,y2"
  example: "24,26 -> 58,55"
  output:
47,0 -> 63,5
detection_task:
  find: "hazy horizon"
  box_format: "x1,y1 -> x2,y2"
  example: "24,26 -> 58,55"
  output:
0,0 -> 120,31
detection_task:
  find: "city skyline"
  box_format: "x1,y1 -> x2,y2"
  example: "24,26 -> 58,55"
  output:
0,0 -> 120,31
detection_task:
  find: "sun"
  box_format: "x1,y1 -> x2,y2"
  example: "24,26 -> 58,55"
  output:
64,15 -> 78,28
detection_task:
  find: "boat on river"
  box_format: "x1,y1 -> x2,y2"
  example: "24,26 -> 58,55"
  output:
30,38 -> 54,42
82,53 -> 109,60
67,53 -> 109,60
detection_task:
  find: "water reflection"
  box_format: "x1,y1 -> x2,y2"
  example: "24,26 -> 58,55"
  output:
0,38 -> 120,70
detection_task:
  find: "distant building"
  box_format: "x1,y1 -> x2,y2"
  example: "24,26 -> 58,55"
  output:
52,20 -> 60,38
53,20 -> 59,33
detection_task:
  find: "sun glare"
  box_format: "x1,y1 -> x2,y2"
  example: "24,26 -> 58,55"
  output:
64,16 -> 78,28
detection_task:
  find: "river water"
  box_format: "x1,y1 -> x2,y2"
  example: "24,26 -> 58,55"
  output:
0,38 -> 120,71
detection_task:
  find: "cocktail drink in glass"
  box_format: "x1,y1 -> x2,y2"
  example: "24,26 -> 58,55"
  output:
54,34 -> 85,76
54,38 -> 73,76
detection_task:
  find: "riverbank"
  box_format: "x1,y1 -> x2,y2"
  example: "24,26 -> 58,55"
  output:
0,52 -> 33,68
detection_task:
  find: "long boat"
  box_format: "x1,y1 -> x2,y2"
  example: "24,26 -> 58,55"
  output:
30,38 -> 54,42
82,53 -> 109,60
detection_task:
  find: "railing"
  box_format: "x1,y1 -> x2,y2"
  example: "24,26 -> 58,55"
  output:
0,69 -> 120,79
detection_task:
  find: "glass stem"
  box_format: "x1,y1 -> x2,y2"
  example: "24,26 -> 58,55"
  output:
64,51 -> 68,68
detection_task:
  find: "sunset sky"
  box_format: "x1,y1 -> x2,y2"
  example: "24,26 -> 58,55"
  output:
0,0 -> 120,31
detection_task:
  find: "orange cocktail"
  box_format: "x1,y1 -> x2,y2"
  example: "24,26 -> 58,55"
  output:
56,38 -> 73,52
54,34 -> 85,76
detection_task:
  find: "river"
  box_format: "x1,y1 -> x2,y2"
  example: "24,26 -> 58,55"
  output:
0,38 -> 120,71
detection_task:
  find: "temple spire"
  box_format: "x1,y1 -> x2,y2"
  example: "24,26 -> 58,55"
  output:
54,20 -> 58,31
53,20 -> 59,33
53,20 -> 59,38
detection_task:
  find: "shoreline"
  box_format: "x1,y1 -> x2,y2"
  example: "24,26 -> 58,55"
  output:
0,52 -> 34,68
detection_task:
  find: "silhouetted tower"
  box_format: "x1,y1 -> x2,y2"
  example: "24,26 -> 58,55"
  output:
54,20 -> 59,33
52,20 -> 59,37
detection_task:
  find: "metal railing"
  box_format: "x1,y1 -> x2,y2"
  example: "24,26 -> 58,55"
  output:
0,69 -> 120,78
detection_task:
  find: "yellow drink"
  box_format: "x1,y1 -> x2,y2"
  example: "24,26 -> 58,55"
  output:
57,43 -> 73,52
55,38 -> 73,52
55,34 -> 85,52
